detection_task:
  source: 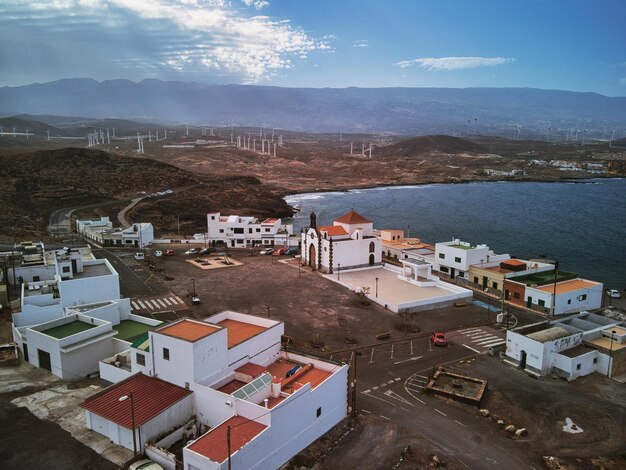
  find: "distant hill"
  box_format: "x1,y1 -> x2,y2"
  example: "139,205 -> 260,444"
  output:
0,116 -> 66,136
1,78 -> 625,136
383,135 -> 487,156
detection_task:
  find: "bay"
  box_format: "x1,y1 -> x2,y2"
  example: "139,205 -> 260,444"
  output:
285,179 -> 626,290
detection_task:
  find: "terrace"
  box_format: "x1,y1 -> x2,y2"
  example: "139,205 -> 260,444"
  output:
114,320 -> 160,342
43,320 -> 96,339
512,270 -> 576,287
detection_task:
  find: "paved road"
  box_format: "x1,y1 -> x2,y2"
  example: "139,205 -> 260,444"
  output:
117,196 -> 145,228
334,331 -> 541,469
47,199 -> 128,236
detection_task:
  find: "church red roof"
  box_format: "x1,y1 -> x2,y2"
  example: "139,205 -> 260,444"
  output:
318,225 -> 348,236
334,210 -> 371,225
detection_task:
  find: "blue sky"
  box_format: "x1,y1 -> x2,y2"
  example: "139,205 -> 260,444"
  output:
0,0 -> 625,95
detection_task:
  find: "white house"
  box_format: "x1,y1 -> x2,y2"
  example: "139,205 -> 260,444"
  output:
301,210 -> 382,273
77,217 -> 154,248
86,311 -> 349,469
207,212 -> 294,248
504,312 -> 625,380
434,238 -> 509,280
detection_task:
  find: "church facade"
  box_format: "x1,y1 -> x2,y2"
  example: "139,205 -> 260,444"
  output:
301,210 -> 382,273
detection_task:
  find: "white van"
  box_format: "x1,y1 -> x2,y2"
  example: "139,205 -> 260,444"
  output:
134,252 -> 145,261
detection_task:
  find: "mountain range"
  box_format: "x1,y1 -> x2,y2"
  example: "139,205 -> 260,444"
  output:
1,78 -> 625,136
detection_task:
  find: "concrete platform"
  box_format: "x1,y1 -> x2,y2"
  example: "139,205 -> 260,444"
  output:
325,266 -> 472,313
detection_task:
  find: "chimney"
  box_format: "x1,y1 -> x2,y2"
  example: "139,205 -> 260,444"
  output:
271,377 -> 281,398
264,399 -> 269,409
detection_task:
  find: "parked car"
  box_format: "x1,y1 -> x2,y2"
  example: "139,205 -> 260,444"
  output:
430,331 -> 447,346
200,247 -> 215,255
272,248 -> 286,256
259,247 -> 274,255
133,252 -> 145,261
184,248 -> 201,255
607,289 -> 621,299
154,250 -> 163,257
129,459 -> 165,470
191,296 -> 201,305
164,249 -> 175,256
284,248 -> 299,256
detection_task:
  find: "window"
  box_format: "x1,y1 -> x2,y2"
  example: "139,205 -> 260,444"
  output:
538,299 -> 546,307
513,292 -> 520,299
163,348 -> 170,360
233,227 -> 244,234
440,266 -> 449,273
125,239 -> 133,244
593,358 -> 598,364
62,266 -> 70,273
473,277 -> 479,284
438,253 -> 445,259
33,276 -> 40,282
567,299 -> 572,305
265,228 -> 271,232
454,256 -> 461,263
136,353 -> 145,366
256,228 -> 261,233
577,294 -> 587,301
369,241 -> 375,253
248,228 -> 253,233
576,364 -> 581,370
316,407 -> 322,418
219,229 -> 224,233
492,282 -> 498,289
185,382 -> 190,389
211,216 -> 215,220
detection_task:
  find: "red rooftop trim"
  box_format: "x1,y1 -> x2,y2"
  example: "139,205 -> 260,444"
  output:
80,373 -> 192,428
187,415 -> 267,463
334,210 -> 371,225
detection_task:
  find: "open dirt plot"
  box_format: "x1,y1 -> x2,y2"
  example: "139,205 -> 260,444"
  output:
446,356 -> 626,465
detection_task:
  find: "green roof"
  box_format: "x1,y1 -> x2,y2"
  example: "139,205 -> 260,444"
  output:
43,321 -> 96,339
114,320 -> 160,342
450,244 -> 474,250
131,332 -> 151,352
512,270 -> 577,287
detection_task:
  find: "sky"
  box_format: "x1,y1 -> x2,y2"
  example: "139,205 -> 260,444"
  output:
0,0 -> 625,96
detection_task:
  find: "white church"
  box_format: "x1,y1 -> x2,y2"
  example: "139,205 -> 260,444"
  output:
301,210 -> 382,273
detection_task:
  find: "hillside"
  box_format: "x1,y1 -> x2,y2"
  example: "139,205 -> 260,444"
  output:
0,116 -> 66,136
382,135 -> 487,157
1,79 -> 625,136
0,148 -> 291,240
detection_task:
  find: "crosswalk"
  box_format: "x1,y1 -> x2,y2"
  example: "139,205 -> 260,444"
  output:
131,295 -> 187,313
458,327 -> 505,350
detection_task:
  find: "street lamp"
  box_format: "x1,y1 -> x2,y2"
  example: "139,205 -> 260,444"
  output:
119,392 -> 137,456
484,288 -> 491,322
609,329 -> 617,378
375,277 -> 379,298
337,263 -> 341,281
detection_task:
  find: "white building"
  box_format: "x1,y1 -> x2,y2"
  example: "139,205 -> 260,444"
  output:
86,311 -> 349,469
207,212 -> 294,248
434,238 -> 510,280
504,312 -> 626,380
301,210 -> 382,273
76,217 -> 154,248
9,242 -> 160,379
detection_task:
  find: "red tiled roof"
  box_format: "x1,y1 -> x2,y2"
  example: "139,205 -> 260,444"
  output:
334,210 -> 371,225
80,373 -> 192,428
215,319 -> 268,348
261,218 -> 280,225
235,363 -> 266,378
502,259 -> 526,267
318,225 -> 348,236
187,415 -> 266,463
158,319 -> 220,342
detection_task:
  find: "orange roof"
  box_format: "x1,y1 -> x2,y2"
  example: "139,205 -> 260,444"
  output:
158,319 -> 220,342
292,367 -> 332,390
215,319 -> 267,348
318,225 -> 348,236
187,415 -> 266,463
235,362 -> 266,378
502,259 -> 526,266
535,279 -> 600,295
261,218 -> 280,225
334,210 -> 371,225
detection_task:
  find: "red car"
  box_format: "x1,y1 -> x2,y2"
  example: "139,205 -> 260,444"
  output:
164,249 -> 175,256
430,331 -> 447,346
272,248 -> 286,255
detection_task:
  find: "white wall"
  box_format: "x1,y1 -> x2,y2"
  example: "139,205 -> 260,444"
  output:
526,282 -> 603,315
191,386 -> 236,428
192,329 -> 229,384
151,333 -> 195,387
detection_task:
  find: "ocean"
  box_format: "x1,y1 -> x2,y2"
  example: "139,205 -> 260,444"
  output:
285,179 -> 626,290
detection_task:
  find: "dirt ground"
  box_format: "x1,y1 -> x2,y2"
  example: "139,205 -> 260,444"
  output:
146,246 -> 493,352
444,356 -> 626,467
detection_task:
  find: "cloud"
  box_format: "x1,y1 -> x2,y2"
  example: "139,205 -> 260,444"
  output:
394,56 -> 516,71
242,0 -> 269,10
0,0 -> 329,84
353,40 -> 369,48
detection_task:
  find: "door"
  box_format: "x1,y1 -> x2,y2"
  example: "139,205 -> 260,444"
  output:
309,244 -> 316,267
369,254 -> 375,265
520,350 -> 527,369
450,268 -> 455,280
23,343 -> 29,362
37,349 -> 51,372
71,259 -> 78,274
526,296 -> 532,308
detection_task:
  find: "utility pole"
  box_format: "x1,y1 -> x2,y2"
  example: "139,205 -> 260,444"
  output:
551,261 -> 559,317
351,351 -> 357,417
227,425 -> 232,470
